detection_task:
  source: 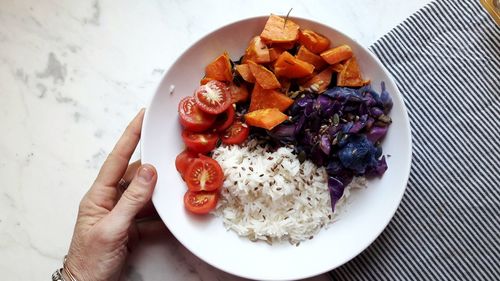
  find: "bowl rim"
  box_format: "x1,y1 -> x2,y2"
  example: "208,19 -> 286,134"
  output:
141,15 -> 413,280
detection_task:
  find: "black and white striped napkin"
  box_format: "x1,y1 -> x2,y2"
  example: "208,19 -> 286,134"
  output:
330,0 -> 500,280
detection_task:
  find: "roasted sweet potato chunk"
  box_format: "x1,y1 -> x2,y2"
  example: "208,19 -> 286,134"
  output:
248,61 -> 281,89
260,14 -> 300,44
337,57 -> 370,87
205,52 -> 233,82
245,108 -> 288,130
235,64 -> 256,83
298,29 -> 330,54
228,82 -> 249,103
274,51 -> 315,78
296,45 -> 327,69
301,67 -> 334,93
321,45 -> 353,65
249,83 -> 294,112
242,36 -> 270,64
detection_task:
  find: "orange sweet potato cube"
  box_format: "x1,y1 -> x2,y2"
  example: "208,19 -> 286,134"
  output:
321,45 -> 353,65
337,57 -> 370,87
296,45 -> 327,70
274,51 -> 315,78
301,67 -> 334,93
245,108 -> 288,130
298,29 -> 331,54
235,64 -> 256,83
242,36 -> 270,64
260,14 -> 300,44
247,61 -> 281,90
249,83 -> 294,112
205,51 -> 233,82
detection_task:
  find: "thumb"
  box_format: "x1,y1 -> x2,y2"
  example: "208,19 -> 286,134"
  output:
111,164 -> 157,226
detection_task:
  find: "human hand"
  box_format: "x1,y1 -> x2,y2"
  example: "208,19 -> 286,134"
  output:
64,109 -> 158,281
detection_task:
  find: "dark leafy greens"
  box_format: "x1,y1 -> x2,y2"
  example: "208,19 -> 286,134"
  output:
267,82 -> 393,211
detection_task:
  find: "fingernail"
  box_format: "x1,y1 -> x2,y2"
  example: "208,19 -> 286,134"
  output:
138,165 -> 154,184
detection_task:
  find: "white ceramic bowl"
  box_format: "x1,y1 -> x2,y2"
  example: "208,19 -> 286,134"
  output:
141,16 -> 412,281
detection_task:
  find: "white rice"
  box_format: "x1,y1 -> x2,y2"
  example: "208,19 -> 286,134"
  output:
212,140 -> 366,245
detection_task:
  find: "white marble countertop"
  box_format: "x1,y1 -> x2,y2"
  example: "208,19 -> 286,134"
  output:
0,0 -> 431,280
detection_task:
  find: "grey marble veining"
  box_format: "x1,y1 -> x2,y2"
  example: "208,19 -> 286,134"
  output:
0,0 -> 431,280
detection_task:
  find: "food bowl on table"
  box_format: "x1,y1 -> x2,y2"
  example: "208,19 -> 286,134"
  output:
141,16 -> 412,281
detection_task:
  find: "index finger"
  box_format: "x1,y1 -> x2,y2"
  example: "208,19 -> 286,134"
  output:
94,109 -> 145,187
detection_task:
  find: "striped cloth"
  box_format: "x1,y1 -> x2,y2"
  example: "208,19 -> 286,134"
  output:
330,0 -> 500,280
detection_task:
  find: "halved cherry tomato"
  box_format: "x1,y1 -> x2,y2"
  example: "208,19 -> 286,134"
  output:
175,150 -> 199,178
213,105 -> 235,132
184,155 -> 224,192
194,80 -> 231,114
184,190 -> 219,215
181,130 -> 219,153
178,96 -> 216,132
221,121 -> 250,145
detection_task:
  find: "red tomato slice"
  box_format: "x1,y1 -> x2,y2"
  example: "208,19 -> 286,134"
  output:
175,150 -> 199,178
184,190 -> 219,215
194,80 -> 231,114
178,96 -> 216,132
184,155 -> 224,192
221,121 -> 250,145
213,105 -> 235,132
181,130 -> 219,153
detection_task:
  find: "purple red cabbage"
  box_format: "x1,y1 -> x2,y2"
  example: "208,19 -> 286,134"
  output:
338,134 -> 380,174
366,156 -> 388,177
267,82 -> 393,211
367,126 -> 388,143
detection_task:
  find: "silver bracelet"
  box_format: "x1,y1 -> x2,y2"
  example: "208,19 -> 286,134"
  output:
52,268 -> 66,281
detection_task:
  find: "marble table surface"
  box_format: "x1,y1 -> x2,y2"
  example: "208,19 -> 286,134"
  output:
0,0 -> 431,280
